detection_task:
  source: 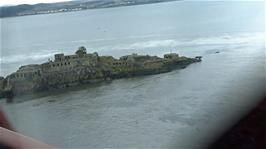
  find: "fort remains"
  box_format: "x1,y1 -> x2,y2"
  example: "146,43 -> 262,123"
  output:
0,47 -> 202,98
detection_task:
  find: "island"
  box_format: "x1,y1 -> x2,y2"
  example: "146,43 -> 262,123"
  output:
0,46 -> 202,98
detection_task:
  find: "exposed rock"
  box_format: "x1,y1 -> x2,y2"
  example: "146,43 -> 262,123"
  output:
0,77 -> 13,99
0,77 -> 4,97
0,47 -> 202,98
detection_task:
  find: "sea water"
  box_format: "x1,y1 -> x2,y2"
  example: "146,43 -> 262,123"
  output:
0,1 -> 265,148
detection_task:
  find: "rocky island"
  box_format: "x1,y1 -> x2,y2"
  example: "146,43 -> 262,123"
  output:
0,47 -> 202,98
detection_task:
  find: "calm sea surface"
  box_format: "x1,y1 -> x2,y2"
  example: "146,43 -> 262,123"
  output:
0,1 -> 265,148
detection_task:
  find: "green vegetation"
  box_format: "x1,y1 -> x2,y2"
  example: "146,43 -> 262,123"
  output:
0,0 -> 179,18
0,47 -> 201,98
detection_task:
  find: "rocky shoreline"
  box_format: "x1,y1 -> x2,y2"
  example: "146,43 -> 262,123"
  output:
0,47 -> 201,99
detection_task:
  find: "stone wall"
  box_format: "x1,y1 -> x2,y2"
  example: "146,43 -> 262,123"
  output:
0,48 -> 201,98
0,77 -> 4,90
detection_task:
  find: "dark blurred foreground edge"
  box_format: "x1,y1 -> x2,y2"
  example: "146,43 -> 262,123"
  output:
208,96 -> 266,149
0,108 -> 13,149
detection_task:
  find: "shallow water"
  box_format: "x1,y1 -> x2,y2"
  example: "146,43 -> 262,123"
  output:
0,1 -> 265,148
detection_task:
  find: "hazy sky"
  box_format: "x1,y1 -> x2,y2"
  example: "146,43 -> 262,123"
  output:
0,0 -> 70,6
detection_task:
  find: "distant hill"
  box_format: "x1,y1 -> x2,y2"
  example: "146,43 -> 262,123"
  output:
0,0 -> 178,18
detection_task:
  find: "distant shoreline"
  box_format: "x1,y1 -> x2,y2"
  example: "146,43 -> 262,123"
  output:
0,0 -> 179,18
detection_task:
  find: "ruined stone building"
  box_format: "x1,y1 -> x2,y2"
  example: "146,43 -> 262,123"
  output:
1,46 -> 200,97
